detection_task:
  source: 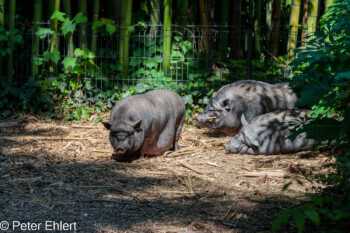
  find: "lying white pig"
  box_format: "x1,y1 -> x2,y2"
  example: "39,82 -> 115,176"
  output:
224,109 -> 316,155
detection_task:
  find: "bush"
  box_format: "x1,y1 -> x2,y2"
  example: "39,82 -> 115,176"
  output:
274,0 -> 350,231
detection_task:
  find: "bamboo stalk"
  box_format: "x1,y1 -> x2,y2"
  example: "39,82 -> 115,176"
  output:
287,0 -> 301,62
162,0 -> 172,74
307,0 -> 319,43
91,0 -> 100,54
0,0 -> 4,77
149,0 -> 160,34
78,0 -> 88,49
7,0 -> 16,83
32,0 -> 43,77
62,0 -> 74,57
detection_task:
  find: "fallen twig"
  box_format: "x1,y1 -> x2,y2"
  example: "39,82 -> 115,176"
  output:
263,48 -> 287,67
1,136 -> 101,141
180,161 -> 205,174
243,169 -> 288,177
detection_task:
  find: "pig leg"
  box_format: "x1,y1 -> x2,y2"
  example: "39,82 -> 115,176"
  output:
173,115 -> 185,151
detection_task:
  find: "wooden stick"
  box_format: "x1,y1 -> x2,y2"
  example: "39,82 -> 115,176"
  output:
1,136 -> 101,141
90,150 -> 113,153
180,161 -> 205,174
71,125 -> 98,129
263,48 -> 287,67
161,190 -> 194,194
243,169 -> 288,177
186,174 -> 194,194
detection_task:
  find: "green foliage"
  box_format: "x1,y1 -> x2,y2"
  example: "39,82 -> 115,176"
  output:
0,25 -> 23,57
274,0 -> 350,231
0,78 -> 56,117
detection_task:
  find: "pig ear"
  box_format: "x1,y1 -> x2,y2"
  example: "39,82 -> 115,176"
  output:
132,120 -> 142,132
241,114 -> 249,127
222,99 -> 230,111
102,121 -> 112,130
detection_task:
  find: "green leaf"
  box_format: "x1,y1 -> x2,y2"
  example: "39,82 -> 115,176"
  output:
36,27 -> 54,39
42,50 -> 61,64
297,84 -> 331,107
100,18 -> 115,24
32,57 -> 45,66
72,12 -> 88,24
51,50 -> 61,64
105,24 -> 116,35
92,20 -> 103,31
50,10 -> 66,22
61,18 -> 76,36
273,209 -> 293,231
62,57 -> 77,70
92,116 -> 103,124
293,210 -> 305,232
81,108 -> 90,120
304,208 -> 320,226
182,95 -> 193,105
283,181 -> 293,191
144,59 -> 157,69
74,48 -> 85,58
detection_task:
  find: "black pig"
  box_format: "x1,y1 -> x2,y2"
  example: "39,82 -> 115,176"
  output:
103,89 -> 186,161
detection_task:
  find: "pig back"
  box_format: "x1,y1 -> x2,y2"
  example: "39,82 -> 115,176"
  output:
110,89 -> 185,134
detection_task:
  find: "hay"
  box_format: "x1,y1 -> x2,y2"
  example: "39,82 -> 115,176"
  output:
0,120 -> 334,232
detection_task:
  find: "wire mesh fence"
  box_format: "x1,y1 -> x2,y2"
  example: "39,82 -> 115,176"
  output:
1,22 -> 307,103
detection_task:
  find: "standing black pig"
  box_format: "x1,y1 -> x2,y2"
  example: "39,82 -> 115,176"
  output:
102,89 -> 186,161
196,80 -> 298,135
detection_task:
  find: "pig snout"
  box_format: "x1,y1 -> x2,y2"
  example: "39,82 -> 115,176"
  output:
196,113 -> 216,124
223,143 -> 230,152
115,147 -> 126,154
195,114 -> 204,123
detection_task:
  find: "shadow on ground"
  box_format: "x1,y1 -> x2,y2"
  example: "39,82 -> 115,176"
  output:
0,124 -> 332,233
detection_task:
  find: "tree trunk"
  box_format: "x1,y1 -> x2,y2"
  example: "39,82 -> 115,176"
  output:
254,0 -> 262,58
114,0 -> 121,25
162,0 -> 172,74
266,0 -> 272,49
233,0 -> 242,59
179,0 -> 188,26
7,0 -> 16,83
32,0 -> 43,77
50,0 -> 60,53
220,0 -> 229,59
301,0 -> 308,47
91,0 -> 100,54
199,0 -> 209,66
47,0 -> 55,20
119,0 -> 132,79
247,0 -> 253,79
269,0 -> 281,58
307,0 -> 319,42
149,0 -> 160,34
63,0 -> 74,57
325,0 -> 333,10
0,0 -> 5,78
287,0 -> 301,61
78,0 -> 88,49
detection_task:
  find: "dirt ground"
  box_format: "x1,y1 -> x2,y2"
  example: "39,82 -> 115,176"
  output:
0,117 -> 334,233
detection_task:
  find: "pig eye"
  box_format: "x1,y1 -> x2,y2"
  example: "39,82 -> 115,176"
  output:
112,132 -> 132,141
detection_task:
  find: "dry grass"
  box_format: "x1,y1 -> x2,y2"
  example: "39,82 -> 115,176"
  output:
0,118 -> 334,232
